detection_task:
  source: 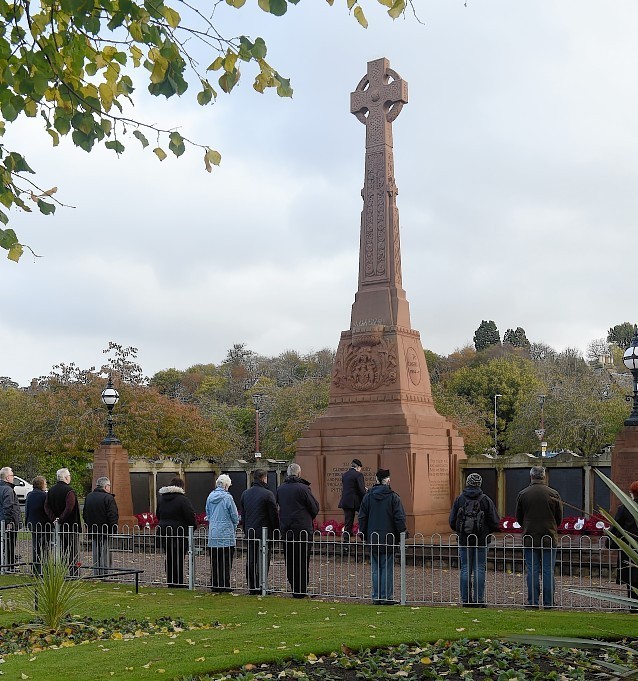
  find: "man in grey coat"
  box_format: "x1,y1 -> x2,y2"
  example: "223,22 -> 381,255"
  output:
0,467 -> 22,573
515,466 -> 563,609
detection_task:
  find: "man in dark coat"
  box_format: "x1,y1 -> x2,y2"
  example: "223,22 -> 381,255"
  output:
276,462 -> 319,598
156,477 -> 196,588
338,459 -> 366,540
358,468 -> 406,605
0,467 -> 22,573
45,467 -> 82,576
515,465 -> 563,609
449,473 -> 500,607
25,476 -> 51,576
83,477 -> 119,576
240,469 -> 279,594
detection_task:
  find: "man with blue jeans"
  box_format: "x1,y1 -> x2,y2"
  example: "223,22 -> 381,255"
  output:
358,468 -> 406,605
450,473 -> 500,607
516,466 -> 563,609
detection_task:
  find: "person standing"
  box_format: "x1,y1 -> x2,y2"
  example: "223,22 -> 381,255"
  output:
611,480 -> 638,612
83,477 -> 119,577
358,468 -> 407,605
338,459 -> 366,541
206,474 -> 239,593
45,468 -> 81,576
156,477 -> 196,588
449,473 -> 500,607
0,467 -> 22,573
276,462 -> 319,599
25,476 -> 51,576
515,465 -> 563,609
240,469 -> 278,594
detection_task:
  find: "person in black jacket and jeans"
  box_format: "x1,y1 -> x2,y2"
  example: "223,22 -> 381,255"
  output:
276,463 -> 319,598
358,469 -> 407,605
240,469 -> 279,594
449,473 -> 500,607
83,477 -> 119,577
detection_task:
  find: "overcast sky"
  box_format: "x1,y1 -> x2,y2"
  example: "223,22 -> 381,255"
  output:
2,1 -> 637,386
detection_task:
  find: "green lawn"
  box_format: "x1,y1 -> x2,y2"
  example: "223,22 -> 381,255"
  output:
0,583 -> 636,681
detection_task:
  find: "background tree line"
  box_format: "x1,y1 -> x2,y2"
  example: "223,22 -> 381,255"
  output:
0,321 -> 634,493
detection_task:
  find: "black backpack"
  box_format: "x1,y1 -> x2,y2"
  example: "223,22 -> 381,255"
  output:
456,494 -> 485,537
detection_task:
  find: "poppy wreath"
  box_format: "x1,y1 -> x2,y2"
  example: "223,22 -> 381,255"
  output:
134,512 -> 158,529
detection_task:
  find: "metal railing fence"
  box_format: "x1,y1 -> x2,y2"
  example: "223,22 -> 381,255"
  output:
0,521 -> 627,611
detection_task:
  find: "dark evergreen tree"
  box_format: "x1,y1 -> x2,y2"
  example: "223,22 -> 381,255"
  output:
473,320 -> 501,352
503,327 -> 531,349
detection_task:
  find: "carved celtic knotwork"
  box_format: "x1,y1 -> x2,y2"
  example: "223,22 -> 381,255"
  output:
333,337 -> 398,392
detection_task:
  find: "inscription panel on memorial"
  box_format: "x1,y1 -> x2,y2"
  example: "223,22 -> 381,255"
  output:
428,453 -> 450,510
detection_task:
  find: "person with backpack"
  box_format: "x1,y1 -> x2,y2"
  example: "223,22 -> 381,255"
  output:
449,473 -> 500,607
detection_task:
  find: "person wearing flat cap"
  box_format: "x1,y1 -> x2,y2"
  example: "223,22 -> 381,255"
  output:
449,473 -> 500,608
358,468 -> 406,605
338,459 -> 366,541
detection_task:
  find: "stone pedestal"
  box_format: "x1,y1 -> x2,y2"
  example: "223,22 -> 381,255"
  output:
610,425 -> 638,514
296,326 -> 465,536
92,442 -> 137,529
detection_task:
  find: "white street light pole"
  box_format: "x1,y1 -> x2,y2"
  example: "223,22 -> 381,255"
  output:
494,394 -> 502,453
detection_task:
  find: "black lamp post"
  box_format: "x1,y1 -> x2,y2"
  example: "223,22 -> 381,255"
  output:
101,375 -> 120,444
623,325 -> 638,426
252,393 -> 263,459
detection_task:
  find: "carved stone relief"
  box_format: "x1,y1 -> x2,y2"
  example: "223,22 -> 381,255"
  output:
333,337 -> 398,392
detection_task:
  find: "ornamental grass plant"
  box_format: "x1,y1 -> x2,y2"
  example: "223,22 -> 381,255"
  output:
17,549 -> 87,630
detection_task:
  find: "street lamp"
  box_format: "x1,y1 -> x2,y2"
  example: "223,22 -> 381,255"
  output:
100,374 -> 120,444
535,395 -> 547,457
252,393 -> 263,459
494,394 -> 502,453
623,325 -> 638,426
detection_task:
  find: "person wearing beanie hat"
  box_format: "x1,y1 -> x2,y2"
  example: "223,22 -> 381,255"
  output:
338,458 -> 367,542
449,472 -> 500,607
358,468 -> 406,605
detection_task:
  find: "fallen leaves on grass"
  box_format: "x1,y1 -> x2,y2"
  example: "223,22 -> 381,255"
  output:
194,638 -> 638,681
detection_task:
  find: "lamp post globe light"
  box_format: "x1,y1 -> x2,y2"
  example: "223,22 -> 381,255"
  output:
623,325 -> 638,426
101,375 -> 120,444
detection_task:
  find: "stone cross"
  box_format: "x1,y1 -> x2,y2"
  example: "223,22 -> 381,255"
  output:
349,58 -> 410,329
351,57 -> 408,149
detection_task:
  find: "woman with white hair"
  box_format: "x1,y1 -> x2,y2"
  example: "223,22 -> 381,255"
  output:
206,474 -> 239,593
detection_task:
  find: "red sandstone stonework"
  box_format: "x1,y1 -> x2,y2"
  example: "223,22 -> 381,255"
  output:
295,58 -> 465,536
610,426 -> 638,515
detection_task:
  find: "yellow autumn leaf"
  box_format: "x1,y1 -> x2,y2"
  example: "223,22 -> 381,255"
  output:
233,649 -> 240,654
195,657 -> 205,662
142,662 -> 152,668
456,627 -> 465,632
421,657 -> 432,664
353,6 -> 368,28
157,670 -> 165,674
307,653 -> 318,663
185,639 -> 196,645
21,675 -> 29,680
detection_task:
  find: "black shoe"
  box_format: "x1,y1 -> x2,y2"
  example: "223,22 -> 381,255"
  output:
373,599 -> 398,606
292,593 -> 309,599
524,604 -> 539,609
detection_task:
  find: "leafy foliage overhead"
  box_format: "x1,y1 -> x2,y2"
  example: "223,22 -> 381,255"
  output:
0,0 -> 412,262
